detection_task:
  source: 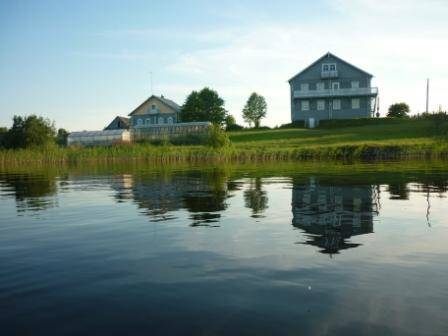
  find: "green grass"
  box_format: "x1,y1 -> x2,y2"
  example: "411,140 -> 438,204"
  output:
1,119 -> 447,165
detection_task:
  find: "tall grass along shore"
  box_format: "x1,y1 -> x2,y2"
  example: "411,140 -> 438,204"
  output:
1,119 -> 448,165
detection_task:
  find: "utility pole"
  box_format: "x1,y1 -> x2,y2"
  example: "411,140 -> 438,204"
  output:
426,78 -> 429,114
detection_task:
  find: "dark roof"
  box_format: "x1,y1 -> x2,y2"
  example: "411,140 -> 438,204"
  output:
128,95 -> 181,116
288,52 -> 373,83
104,116 -> 130,130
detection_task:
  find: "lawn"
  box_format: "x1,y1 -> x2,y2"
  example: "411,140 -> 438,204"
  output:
228,119 -> 437,149
1,118 -> 447,164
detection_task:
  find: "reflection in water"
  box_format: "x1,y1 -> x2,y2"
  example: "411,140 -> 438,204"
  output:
112,169 -> 231,226
244,177 -> 269,218
292,177 -> 377,255
1,165 -> 448,335
0,172 -> 59,212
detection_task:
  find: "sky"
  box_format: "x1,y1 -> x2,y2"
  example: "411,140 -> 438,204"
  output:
1,0 -> 447,131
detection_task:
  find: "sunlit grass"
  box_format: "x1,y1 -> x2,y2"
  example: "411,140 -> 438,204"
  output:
1,119 -> 447,165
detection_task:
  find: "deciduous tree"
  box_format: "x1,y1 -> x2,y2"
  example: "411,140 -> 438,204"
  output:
180,88 -> 227,125
387,103 -> 410,118
242,93 -> 267,128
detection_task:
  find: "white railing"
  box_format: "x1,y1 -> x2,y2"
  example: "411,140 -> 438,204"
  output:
293,87 -> 378,98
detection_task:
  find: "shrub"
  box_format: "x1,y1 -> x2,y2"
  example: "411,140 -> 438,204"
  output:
226,123 -> 244,131
318,118 -> 404,129
279,121 -> 305,129
387,103 -> 410,118
170,134 -> 208,146
205,125 -> 230,148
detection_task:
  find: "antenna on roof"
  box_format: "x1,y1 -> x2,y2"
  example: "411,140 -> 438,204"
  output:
150,71 -> 154,95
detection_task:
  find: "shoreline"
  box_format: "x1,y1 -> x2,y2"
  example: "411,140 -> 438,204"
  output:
1,142 -> 448,165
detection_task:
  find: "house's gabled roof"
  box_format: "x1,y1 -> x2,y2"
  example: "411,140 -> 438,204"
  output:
288,52 -> 373,83
128,95 -> 181,116
104,116 -> 130,130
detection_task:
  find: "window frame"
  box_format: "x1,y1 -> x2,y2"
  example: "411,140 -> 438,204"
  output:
301,100 -> 310,111
322,63 -> 337,72
300,83 -> 309,91
332,99 -> 341,110
352,98 -> 361,109
316,82 -> 325,91
317,100 -> 325,111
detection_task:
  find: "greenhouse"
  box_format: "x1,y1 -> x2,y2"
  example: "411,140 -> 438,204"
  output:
67,129 -> 131,146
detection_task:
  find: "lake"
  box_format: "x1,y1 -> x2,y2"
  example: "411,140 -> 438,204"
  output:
1,162 -> 447,335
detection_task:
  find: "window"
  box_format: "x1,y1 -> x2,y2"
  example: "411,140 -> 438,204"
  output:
352,98 -> 360,109
333,99 -> 341,110
301,100 -> 310,111
167,117 -> 173,124
317,100 -> 325,111
158,116 -> 164,124
137,118 -> 143,126
322,63 -> 336,71
332,82 -> 340,90
145,118 -> 151,125
300,83 -> 309,91
351,81 -> 360,89
316,82 -> 325,91
151,104 -> 157,110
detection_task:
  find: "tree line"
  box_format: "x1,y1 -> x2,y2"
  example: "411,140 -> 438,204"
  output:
179,87 -> 267,130
0,115 -> 68,149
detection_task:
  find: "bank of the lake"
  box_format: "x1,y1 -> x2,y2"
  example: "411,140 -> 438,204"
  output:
1,119 -> 447,164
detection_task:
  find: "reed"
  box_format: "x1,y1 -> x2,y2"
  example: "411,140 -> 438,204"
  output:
1,119 -> 447,165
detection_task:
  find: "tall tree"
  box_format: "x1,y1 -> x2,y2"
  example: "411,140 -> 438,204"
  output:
56,128 -> 69,146
0,127 -> 6,148
3,115 -> 56,149
180,87 -> 227,125
242,93 -> 267,128
387,103 -> 410,118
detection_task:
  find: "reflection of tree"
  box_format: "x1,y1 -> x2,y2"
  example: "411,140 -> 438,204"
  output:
112,168 -> 231,226
244,177 -> 268,218
387,183 -> 410,200
0,172 -> 58,212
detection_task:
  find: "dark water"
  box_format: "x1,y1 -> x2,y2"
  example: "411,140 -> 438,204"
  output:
1,162 -> 448,336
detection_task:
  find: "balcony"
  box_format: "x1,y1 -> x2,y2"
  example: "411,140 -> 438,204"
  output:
148,108 -> 160,114
321,70 -> 338,78
293,87 -> 378,99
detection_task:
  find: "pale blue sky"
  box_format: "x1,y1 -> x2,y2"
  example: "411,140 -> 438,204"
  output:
1,0 -> 447,131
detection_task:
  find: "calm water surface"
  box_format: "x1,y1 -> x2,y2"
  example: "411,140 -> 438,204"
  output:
0,163 -> 447,335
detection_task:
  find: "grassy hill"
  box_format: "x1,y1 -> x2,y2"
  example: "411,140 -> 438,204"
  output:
229,119 -> 437,149
1,118 -> 447,164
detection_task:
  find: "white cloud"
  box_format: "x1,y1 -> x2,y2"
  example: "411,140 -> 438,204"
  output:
156,0 -> 448,126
